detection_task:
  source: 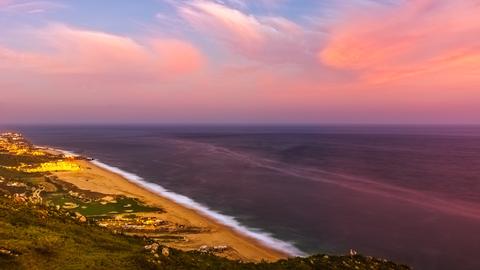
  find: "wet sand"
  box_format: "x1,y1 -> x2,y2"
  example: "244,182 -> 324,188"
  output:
52,159 -> 288,262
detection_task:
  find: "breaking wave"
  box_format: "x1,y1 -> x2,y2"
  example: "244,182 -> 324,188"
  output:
62,153 -> 305,256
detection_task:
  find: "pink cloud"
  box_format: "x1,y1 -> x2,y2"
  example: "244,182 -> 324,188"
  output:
177,0 -> 312,64
0,24 -> 207,123
319,0 -> 480,84
150,38 -> 204,74
179,1 -> 265,51
0,24 -> 205,77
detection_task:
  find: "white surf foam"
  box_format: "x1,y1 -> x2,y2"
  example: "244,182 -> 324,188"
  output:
83,158 -> 306,256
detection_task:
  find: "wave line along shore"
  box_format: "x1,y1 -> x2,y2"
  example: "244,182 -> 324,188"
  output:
49,147 -> 303,261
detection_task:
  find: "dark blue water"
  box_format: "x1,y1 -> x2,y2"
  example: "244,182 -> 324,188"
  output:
5,125 -> 480,270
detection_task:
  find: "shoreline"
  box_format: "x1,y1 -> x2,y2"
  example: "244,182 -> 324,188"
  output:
47,148 -> 299,262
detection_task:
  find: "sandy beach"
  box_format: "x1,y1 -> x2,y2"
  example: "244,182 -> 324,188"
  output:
52,158 -> 288,262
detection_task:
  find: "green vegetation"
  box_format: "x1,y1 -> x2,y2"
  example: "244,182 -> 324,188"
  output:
46,194 -> 160,217
0,198 -> 410,270
0,152 -> 57,167
0,197 -> 152,270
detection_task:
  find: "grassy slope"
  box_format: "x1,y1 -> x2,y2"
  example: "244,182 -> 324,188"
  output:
0,198 -> 410,270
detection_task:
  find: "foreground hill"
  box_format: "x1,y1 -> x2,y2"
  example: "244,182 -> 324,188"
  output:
0,197 -> 409,270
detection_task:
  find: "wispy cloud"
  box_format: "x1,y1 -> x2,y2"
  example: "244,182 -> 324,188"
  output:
0,24 -> 205,77
0,0 -> 65,14
176,0 -> 315,65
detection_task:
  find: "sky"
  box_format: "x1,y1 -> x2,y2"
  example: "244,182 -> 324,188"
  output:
0,0 -> 479,124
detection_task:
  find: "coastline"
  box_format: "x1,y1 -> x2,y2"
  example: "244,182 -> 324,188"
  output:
48,149 -> 297,262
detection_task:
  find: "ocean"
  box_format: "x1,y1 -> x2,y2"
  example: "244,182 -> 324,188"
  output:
7,125 -> 480,270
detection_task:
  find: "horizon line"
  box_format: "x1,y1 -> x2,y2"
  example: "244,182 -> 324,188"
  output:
2,123 -> 480,127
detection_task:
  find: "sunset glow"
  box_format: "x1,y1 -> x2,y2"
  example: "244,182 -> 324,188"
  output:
1,0 -> 479,124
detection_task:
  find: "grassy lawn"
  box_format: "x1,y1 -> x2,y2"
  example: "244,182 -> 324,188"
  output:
46,194 -> 161,216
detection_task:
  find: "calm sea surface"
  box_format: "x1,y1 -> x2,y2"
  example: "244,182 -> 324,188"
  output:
5,125 -> 480,270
